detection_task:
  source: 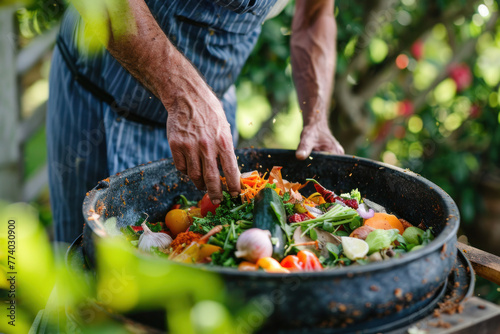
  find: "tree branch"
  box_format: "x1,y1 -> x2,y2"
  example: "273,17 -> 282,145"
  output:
354,3 -> 478,99
367,11 -> 499,160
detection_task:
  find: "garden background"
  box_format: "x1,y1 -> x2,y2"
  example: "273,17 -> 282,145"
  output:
1,0 -> 500,332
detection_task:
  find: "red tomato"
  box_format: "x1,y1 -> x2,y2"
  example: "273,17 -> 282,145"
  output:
200,193 -> 220,217
297,250 -> 323,271
280,255 -> 303,271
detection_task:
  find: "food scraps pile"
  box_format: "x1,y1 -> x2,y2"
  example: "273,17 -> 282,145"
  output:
121,167 -> 434,273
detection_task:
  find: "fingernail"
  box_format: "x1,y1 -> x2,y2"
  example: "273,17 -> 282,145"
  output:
230,192 -> 239,198
212,199 -> 221,205
297,150 -> 307,159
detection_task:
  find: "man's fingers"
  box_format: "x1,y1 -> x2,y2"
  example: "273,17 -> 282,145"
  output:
171,149 -> 188,174
333,141 -> 345,155
219,150 -> 241,197
202,156 -> 223,204
186,154 -> 206,191
296,134 -> 314,160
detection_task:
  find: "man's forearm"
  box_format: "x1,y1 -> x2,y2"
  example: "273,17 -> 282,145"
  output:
72,0 -> 241,201
74,0 -> 211,111
291,0 -> 336,125
107,0 -> 210,110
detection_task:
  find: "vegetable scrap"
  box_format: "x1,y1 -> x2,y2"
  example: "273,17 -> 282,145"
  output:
120,167 -> 435,272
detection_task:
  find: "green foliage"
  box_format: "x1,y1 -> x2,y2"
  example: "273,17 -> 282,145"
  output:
16,0 -> 67,38
0,202 -> 260,333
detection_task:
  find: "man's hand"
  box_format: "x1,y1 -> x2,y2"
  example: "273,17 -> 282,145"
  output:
74,0 -> 241,203
296,121 -> 344,160
291,0 -> 344,159
166,88 -> 241,204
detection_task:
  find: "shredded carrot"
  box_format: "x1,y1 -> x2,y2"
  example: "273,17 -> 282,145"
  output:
240,172 -> 270,203
224,169 -> 306,203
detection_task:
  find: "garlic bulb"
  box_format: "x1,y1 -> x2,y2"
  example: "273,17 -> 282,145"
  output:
138,222 -> 173,252
235,228 -> 273,263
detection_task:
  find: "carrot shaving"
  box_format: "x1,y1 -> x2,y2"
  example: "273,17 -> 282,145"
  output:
305,211 -> 316,219
240,172 -> 270,203
224,168 -> 307,203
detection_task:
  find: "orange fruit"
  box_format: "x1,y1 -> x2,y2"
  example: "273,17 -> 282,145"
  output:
364,213 -> 404,234
165,209 -> 191,236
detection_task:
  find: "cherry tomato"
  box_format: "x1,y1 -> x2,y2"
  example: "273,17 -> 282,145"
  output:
200,193 -> 220,217
256,257 -> 290,273
165,209 -> 191,236
297,250 -> 323,271
238,261 -> 259,272
280,255 -> 303,271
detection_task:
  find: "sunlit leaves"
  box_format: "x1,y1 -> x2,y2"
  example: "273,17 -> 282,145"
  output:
71,0 -> 137,54
369,38 -> 389,63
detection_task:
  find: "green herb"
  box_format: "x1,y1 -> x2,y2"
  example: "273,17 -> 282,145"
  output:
283,202 -> 295,216
177,194 -> 198,208
395,234 -> 408,250
334,230 -> 349,237
326,243 -> 340,259
309,228 -> 318,240
317,203 -> 335,212
356,259 -> 369,265
146,222 -> 164,232
207,219 -> 253,267
320,243 -> 344,268
189,191 -> 254,234
350,189 -> 361,202
322,221 -> 334,232
349,216 -> 362,231
421,228 -> 435,246
290,204 -> 358,237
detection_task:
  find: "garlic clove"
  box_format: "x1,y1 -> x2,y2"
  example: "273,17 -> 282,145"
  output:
138,222 -> 173,253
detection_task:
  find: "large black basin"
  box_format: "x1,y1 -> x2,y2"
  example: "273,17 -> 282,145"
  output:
82,149 -> 460,332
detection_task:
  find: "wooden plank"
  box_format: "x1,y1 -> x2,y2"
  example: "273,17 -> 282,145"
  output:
19,101 -> 47,143
23,164 -> 48,202
0,7 -> 22,201
389,297 -> 500,334
16,24 -> 59,76
458,242 -> 500,285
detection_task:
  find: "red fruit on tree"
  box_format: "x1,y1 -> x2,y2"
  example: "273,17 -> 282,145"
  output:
411,39 -> 424,60
449,63 -> 472,92
394,125 -> 406,139
469,104 -> 481,119
397,100 -> 414,117
375,120 -> 394,142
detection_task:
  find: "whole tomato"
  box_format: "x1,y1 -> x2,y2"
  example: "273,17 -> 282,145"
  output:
165,209 -> 191,236
200,193 -> 220,217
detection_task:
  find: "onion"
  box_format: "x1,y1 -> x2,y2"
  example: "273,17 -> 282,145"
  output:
334,199 -> 346,207
235,228 -> 273,263
357,203 -> 375,219
362,198 -> 387,213
304,205 -> 323,218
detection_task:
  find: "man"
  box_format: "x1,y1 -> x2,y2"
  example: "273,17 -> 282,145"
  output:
47,0 -> 344,243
